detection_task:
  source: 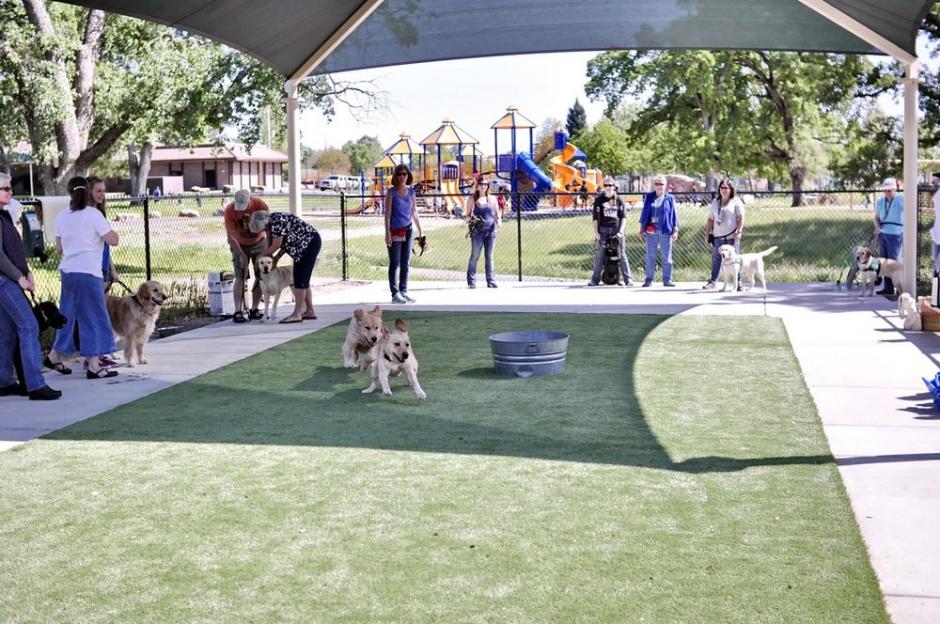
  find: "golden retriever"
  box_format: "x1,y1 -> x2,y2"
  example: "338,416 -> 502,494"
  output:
855,246 -> 903,297
718,244 -> 778,292
342,305 -> 383,370
256,255 -> 294,319
362,318 -> 427,400
106,280 -> 166,367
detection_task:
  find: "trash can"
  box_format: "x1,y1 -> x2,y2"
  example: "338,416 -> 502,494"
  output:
207,271 -> 235,316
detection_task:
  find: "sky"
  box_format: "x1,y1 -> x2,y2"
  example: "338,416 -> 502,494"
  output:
299,52 -> 608,154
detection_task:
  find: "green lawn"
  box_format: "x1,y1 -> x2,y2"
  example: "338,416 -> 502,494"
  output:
0,313 -> 886,623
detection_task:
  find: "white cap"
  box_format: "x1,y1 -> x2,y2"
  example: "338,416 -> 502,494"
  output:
881,178 -> 897,191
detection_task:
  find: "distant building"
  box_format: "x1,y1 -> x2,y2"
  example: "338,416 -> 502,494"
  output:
148,143 -> 287,191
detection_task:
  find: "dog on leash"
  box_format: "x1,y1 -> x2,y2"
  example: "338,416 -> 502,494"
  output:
106,280 -> 166,366
718,245 -> 778,292
342,305 -> 384,370
256,255 -> 293,319
855,246 -> 903,298
362,318 -> 427,400
897,293 -> 922,331
601,234 -> 622,285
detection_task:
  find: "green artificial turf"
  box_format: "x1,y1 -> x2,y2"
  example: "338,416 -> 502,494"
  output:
0,313 -> 886,623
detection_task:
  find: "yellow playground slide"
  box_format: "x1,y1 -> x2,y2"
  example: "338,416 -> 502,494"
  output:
551,143 -> 602,208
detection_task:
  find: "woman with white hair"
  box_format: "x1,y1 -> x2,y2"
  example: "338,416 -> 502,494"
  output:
0,173 -> 61,399
587,176 -> 633,286
638,175 -> 679,287
249,209 -> 321,323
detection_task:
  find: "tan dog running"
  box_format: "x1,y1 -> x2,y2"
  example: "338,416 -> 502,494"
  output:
362,318 -> 427,400
342,305 -> 383,370
106,280 -> 166,367
854,246 -> 903,297
256,255 -> 294,319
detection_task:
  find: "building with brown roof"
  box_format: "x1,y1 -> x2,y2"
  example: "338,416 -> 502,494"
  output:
148,143 -> 288,191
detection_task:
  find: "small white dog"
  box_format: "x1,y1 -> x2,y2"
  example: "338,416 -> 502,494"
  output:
342,305 -> 383,370
362,318 -> 427,400
855,246 -> 903,298
256,255 -> 293,319
898,293 -> 922,331
717,245 -> 778,292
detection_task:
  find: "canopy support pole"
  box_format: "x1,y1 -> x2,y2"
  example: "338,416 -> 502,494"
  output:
903,62 -> 920,294
285,0 -> 385,215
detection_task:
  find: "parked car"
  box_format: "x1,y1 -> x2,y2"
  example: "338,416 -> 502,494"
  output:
319,175 -> 349,191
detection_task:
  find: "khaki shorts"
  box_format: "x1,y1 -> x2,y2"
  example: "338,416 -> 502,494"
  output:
231,237 -> 268,291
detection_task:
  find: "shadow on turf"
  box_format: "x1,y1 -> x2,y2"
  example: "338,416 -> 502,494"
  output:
44,312 -> 838,474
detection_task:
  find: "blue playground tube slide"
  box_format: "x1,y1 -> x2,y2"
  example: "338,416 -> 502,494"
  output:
515,152 -> 553,211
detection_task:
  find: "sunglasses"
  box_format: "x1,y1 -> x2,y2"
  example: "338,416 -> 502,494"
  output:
0,187 -> 12,192
603,184 -> 615,188
396,172 -> 408,177
654,183 -> 664,187
719,186 -> 731,190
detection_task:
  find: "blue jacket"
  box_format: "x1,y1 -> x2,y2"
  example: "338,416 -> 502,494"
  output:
639,192 -> 678,235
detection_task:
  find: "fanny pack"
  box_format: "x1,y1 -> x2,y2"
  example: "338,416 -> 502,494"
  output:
390,227 -> 408,242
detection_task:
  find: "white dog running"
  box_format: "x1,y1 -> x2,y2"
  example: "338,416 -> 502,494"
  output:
362,318 -> 427,400
717,245 -> 778,292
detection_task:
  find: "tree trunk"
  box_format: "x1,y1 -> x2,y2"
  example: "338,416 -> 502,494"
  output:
127,142 -> 153,197
704,171 -> 717,192
789,166 -> 806,207
0,146 -> 9,175
767,179 -> 777,192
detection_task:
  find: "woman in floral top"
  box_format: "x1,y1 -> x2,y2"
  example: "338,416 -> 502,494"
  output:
249,210 -> 322,324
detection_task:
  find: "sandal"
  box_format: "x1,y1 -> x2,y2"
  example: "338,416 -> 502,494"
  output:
278,317 -> 302,324
232,311 -> 247,323
301,314 -> 318,320
86,368 -> 118,379
247,308 -> 264,321
43,356 -> 72,375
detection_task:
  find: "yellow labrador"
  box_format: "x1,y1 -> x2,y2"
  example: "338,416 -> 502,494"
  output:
362,318 -> 427,400
342,305 -> 383,370
256,255 -> 293,319
106,280 -> 166,367
855,246 -> 902,298
718,245 -> 778,292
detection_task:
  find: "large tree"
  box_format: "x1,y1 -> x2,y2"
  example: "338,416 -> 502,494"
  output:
586,50 -> 872,204
0,1 -> 382,194
565,99 -> 587,138
341,135 -> 383,176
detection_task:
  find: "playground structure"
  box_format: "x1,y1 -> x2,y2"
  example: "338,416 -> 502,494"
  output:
355,108 -> 604,215
550,137 -> 603,209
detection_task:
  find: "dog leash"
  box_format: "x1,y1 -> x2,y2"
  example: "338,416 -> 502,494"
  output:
113,279 -> 134,295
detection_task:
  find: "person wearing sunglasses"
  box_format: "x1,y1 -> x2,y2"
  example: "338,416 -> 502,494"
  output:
638,175 -> 679,287
588,177 -> 633,286
0,174 -> 62,399
385,164 -> 423,303
702,178 -> 745,290
464,176 -> 501,288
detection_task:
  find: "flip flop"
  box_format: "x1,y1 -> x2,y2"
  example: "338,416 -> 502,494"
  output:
43,356 -> 72,375
86,368 -> 118,379
302,314 -> 318,320
279,317 -> 302,324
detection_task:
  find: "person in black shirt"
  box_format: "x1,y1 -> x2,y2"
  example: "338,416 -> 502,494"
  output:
588,177 -> 633,286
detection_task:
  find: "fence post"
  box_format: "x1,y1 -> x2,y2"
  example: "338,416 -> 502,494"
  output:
340,192 -> 348,281
515,189 -> 522,281
143,196 -> 152,281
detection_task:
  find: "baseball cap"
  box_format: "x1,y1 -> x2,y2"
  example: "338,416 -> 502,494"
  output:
233,189 -> 251,211
881,178 -> 897,191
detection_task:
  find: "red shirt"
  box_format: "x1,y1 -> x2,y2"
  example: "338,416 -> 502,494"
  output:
223,197 -> 268,246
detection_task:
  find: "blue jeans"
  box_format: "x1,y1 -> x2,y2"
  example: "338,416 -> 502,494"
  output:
591,227 -> 632,284
467,229 -> 497,286
879,232 -> 902,291
710,235 -> 741,283
387,226 -> 413,296
0,278 -> 46,391
645,231 -> 674,283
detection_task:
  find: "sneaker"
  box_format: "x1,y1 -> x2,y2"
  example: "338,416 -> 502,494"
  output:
641,281 -> 652,287
702,281 -> 717,290
247,308 -> 264,320
0,383 -> 27,397
623,280 -> 635,287
467,283 -> 476,289
391,293 -> 407,304
400,292 -> 416,302
232,310 -> 247,323
663,282 -> 676,287
28,385 -> 62,401
487,282 -> 498,288
586,282 -> 599,287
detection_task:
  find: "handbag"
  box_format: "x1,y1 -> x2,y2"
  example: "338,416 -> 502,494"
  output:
467,215 -> 485,238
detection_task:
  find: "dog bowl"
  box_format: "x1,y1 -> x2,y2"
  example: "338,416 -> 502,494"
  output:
489,331 -> 569,378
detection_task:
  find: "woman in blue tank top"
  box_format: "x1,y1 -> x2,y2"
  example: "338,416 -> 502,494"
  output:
384,164 -> 423,303
464,176 -> 501,288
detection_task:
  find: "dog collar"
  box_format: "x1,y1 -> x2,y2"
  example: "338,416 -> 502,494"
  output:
132,295 -> 158,315
384,352 -> 406,364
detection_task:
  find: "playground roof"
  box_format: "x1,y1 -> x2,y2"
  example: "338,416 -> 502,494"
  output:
419,119 -> 479,147
57,1 -> 933,78
384,133 -> 422,156
491,107 -> 537,131
373,154 -> 398,169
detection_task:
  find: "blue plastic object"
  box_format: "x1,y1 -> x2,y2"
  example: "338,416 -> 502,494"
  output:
922,372 -> 940,409
553,131 -> 568,150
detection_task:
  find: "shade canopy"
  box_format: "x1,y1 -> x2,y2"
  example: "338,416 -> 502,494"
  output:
419,119 -> 479,146
384,133 -> 422,156
59,1 -> 933,78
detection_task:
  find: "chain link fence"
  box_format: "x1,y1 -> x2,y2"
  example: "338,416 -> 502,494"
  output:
18,187 -> 934,316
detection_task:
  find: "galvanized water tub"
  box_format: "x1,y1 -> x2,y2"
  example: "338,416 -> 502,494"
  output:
489,331 -> 569,378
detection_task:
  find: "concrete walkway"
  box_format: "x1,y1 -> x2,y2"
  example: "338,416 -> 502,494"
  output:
1,280 -> 937,623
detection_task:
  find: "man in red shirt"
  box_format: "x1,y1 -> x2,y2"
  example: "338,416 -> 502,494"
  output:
224,189 -> 268,322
